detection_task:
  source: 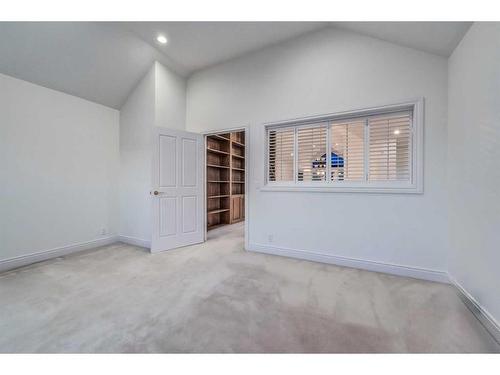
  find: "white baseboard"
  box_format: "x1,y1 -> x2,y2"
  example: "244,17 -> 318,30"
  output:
118,235 -> 151,249
247,243 -> 450,284
0,236 -> 118,273
449,276 -> 500,344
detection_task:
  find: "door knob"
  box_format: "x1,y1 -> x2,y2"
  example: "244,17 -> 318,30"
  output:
153,190 -> 160,196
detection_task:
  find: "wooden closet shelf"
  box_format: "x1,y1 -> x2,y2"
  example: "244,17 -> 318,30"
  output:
207,130 -> 245,229
209,134 -> 230,141
207,208 -> 230,215
207,164 -> 229,169
207,148 -> 229,155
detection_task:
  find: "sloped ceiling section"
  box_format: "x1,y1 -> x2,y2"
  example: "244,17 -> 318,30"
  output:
0,22 -> 472,109
115,22 -> 329,73
0,22 -> 328,109
0,22 -> 184,109
331,22 -> 472,57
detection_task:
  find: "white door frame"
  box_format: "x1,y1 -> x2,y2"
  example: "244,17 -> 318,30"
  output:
202,125 -> 250,250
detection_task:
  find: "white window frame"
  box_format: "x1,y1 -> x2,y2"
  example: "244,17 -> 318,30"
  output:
262,98 -> 424,194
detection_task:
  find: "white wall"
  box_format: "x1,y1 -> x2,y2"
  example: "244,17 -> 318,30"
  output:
119,65 -> 156,243
448,23 -> 500,324
155,62 -> 187,130
119,62 -> 187,245
186,27 -> 449,279
0,73 -> 119,261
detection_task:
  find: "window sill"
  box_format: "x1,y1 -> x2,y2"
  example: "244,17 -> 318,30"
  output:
260,184 -> 423,194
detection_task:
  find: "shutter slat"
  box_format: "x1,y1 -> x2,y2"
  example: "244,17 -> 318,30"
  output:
297,124 -> 327,182
268,128 -> 294,182
369,112 -> 411,182
330,121 -> 365,181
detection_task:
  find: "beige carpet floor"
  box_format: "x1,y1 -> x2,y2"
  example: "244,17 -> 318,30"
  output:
0,223 -> 498,353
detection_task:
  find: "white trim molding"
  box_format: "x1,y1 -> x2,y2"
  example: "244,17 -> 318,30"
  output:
247,242 -> 449,284
0,236 -> 118,273
450,276 -> 500,344
118,235 -> 151,249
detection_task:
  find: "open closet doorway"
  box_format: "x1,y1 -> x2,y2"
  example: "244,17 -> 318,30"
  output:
205,128 -> 248,238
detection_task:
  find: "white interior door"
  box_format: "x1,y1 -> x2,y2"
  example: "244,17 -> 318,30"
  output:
151,127 -> 204,252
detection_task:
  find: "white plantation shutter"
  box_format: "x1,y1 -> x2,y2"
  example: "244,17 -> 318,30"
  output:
330,120 -> 365,181
368,112 -> 412,182
297,124 -> 327,182
268,127 -> 295,182
266,104 -> 419,192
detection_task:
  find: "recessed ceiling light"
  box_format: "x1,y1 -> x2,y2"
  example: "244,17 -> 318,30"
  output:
156,35 -> 167,44
393,129 -> 400,135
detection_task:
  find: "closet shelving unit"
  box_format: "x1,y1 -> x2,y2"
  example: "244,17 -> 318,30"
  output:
206,131 -> 245,230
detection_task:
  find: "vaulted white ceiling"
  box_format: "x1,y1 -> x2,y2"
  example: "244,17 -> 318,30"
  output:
0,22 -> 181,109
0,22 -> 472,109
113,22 -> 329,74
331,22 -> 472,57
